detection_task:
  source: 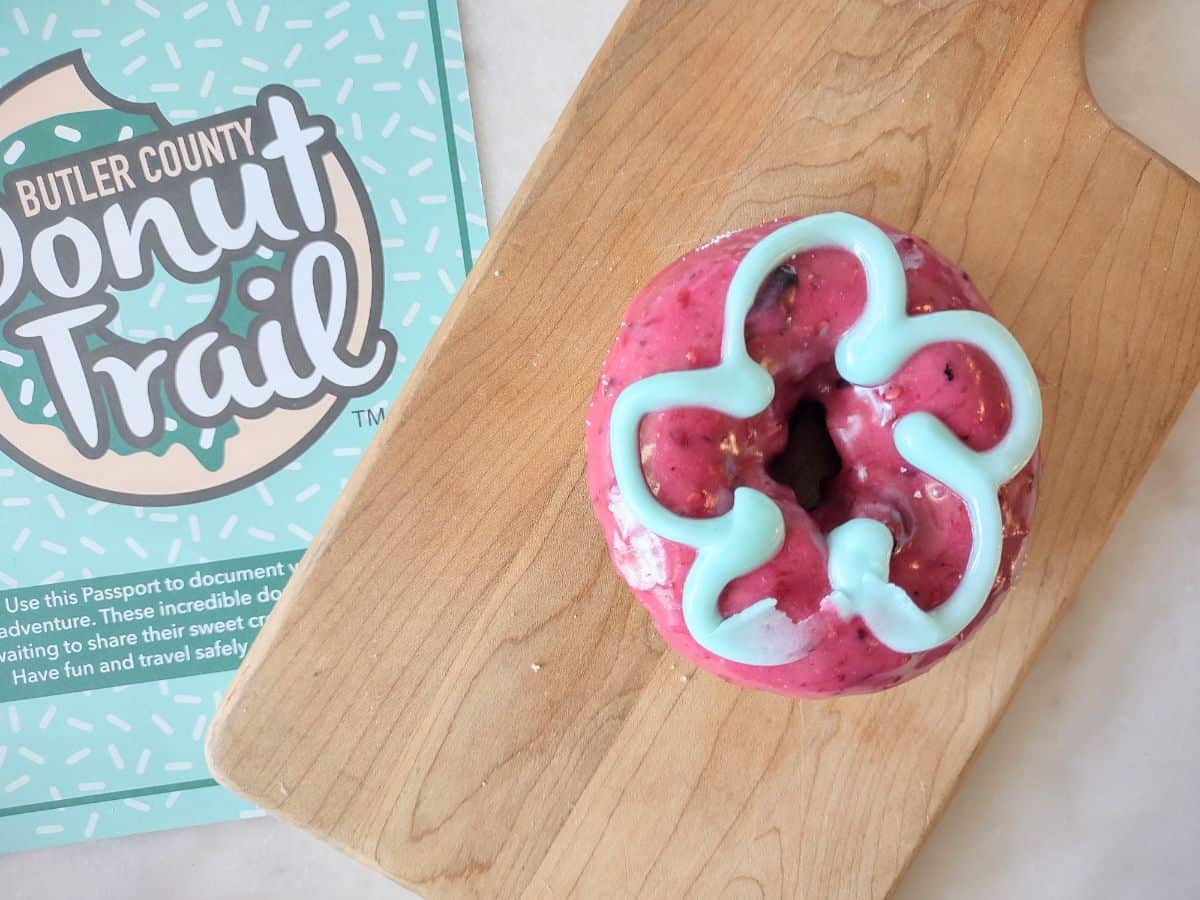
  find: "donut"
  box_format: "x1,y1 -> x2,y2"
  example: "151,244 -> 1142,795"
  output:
585,213 -> 1041,696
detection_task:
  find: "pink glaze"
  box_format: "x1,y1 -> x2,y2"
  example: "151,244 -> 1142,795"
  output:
585,219 -> 1039,696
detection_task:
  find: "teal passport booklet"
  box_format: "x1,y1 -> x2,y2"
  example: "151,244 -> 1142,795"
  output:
0,0 -> 485,852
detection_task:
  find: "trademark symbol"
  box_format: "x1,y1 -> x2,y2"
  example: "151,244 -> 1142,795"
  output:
351,407 -> 386,428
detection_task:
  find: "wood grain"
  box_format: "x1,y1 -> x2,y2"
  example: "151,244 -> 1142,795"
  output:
208,0 -> 1200,897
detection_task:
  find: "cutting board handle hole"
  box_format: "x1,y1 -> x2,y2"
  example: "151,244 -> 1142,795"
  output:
1086,0 -> 1198,177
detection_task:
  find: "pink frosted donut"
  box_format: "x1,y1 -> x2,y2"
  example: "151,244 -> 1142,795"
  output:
585,217 -> 1039,697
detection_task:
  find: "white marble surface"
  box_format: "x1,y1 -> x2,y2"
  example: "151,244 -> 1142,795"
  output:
4,1 -> 1199,897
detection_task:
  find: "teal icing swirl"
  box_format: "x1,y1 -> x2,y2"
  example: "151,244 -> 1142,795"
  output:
608,213 -> 1042,664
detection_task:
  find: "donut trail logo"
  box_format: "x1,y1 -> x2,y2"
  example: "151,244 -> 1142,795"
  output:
0,53 -> 395,505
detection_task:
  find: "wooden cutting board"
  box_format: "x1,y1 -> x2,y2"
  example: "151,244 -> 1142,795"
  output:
207,0 -> 1200,896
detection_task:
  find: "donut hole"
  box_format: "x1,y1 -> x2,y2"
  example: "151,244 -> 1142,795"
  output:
767,399 -> 842,511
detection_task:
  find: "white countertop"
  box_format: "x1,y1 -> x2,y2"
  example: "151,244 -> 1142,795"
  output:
5,1 -> 1199,897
